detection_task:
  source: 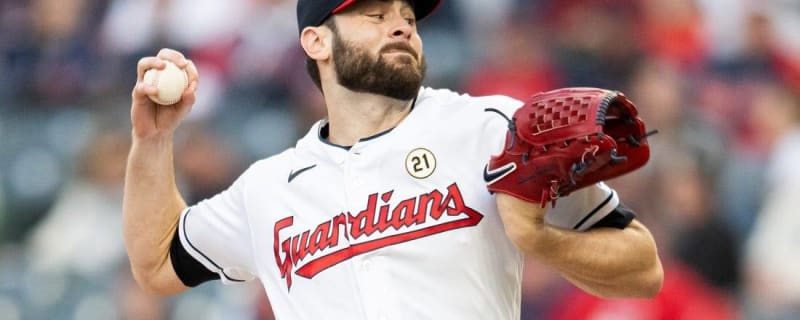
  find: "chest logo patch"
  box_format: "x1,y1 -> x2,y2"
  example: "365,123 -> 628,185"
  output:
405,148 -> 436,179
273,183 -> 482,290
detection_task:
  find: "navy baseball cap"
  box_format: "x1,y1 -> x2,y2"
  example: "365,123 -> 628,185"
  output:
297,0 -> 441,33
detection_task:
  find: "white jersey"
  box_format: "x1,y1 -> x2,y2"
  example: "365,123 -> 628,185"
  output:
177,87 -> 619,319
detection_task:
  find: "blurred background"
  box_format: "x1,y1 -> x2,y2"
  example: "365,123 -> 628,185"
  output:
1,0 -> 799,319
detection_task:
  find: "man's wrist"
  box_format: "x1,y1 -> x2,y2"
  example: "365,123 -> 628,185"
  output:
132,131 -> 174,147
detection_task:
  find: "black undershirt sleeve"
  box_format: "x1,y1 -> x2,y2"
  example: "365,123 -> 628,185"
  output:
169,225 -> 220,287
589,202 -> 636,230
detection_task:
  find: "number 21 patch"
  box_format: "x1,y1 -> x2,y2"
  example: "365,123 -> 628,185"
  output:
405,148 -> 437,179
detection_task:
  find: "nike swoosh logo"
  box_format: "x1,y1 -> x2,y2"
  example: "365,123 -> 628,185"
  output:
483,163 -> 517,184
288,164 -> 317,183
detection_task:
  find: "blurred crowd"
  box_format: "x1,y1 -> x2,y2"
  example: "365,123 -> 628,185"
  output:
1,0 -> 800,319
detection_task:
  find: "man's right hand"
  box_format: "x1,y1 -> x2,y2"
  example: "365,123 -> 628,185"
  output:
131,48 -> 199,140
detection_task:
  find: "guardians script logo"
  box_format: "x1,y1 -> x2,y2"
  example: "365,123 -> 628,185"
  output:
273,183 -> 482,290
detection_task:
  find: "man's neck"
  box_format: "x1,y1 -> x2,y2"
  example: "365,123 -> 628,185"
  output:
323,85 -> 417,147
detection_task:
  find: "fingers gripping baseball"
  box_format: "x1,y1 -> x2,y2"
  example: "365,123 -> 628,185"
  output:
131,48 -> 199,139
486,87 -> 652,206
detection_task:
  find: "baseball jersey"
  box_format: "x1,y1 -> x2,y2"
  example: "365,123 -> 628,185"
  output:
171,87 -> 623,319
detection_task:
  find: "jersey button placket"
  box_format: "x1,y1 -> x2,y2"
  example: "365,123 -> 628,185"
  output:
358,257 -> 389,319
341,147 -> 375,320
349,146 -> 388,319
349,147 -> 365,186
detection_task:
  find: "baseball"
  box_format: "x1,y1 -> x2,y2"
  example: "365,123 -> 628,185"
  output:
142,60 -> 189,105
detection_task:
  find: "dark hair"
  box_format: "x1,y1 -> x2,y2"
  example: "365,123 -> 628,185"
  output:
305,18 -> 338,91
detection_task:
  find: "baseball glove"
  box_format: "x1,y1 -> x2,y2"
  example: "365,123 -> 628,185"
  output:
485,87 -> 653,206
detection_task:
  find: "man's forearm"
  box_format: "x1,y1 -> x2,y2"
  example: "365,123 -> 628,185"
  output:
532,220 -> 663,298
496,193 -> 663,298
123,136 -> 187,287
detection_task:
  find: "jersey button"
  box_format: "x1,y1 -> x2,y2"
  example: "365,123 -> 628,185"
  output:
362,260 -> 372,272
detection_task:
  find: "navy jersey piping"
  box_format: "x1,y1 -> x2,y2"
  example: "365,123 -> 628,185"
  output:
316,95 -> 418,149
182,208 -> 246,282
572,191 -> 615,230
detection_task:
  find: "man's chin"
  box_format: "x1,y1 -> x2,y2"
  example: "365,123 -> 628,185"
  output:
387,63 -> 422,78
383,53 -> 417,65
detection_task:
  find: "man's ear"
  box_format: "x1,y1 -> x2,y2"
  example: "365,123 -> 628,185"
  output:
301,26 -> 331,62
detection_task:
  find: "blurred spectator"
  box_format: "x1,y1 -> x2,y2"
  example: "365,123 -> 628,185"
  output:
519,257 -> 564,319
548,0 -> 643,88
744,84 -> 800,320
100,0 -> 247,54
622,59 -> 741,294
227,0 -> 299,100
462,19 -> 560,100
19,128 -> 134,318
696,0 -> 749,60
546,261 -> 739,320
451,0 -> 515,59
28,0 -> 106,104
608,59 -> 727,217
639,0 -> 708,69
654,154 -> 740,294
175,122 -> 243,204
699,11 -> 800,242
709,11 -> 800,92
628,59 -> 727,175
25,128 -> 128,278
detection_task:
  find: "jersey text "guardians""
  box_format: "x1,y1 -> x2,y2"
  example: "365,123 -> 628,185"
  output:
273,183 -> 483,290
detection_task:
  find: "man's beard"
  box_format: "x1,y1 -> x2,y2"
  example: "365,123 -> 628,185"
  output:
332,35 -> 427,101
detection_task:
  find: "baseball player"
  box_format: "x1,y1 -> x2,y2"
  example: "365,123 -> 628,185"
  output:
124,0 -> 664,319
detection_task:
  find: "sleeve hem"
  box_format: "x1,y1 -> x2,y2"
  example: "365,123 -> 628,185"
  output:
588,202 -> 637,230
178,207 -> 251,284
169,209 -> 220,287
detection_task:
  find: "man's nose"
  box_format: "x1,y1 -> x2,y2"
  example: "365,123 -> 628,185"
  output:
388,17 -> 413,40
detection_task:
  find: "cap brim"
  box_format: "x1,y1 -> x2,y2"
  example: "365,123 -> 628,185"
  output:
333,0 -> 441,21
